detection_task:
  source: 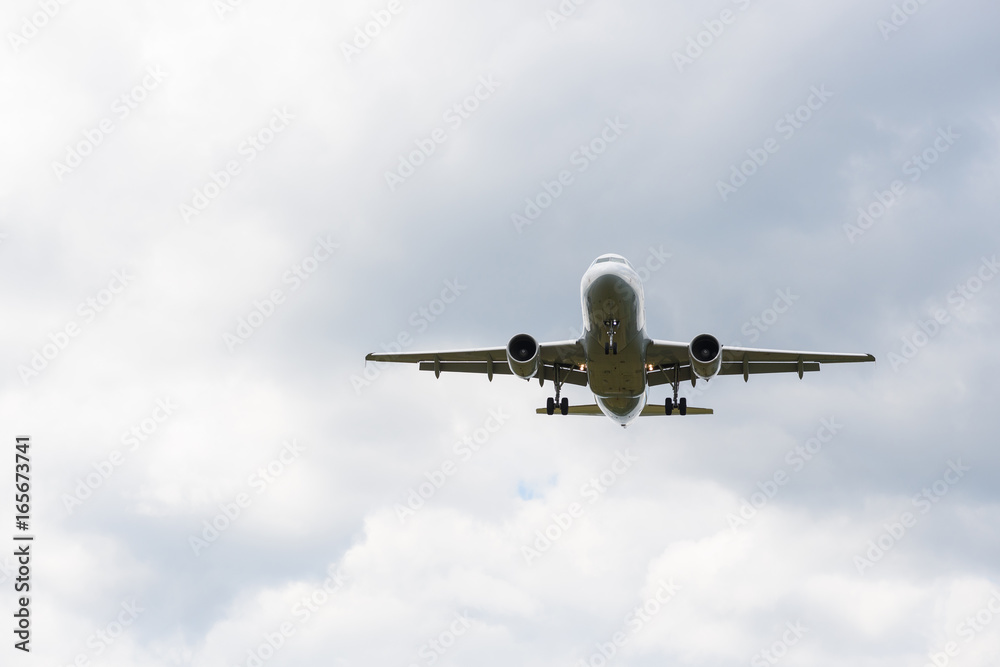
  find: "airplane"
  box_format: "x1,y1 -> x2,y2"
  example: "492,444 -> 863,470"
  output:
365,253 -> 875,427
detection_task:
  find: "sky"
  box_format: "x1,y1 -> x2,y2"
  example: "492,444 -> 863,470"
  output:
2,0 -> 999,665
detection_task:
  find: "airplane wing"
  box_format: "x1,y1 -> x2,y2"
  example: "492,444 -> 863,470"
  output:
645,340 -> 874,385
365,339 -> 589,386
720,346 -> 876,365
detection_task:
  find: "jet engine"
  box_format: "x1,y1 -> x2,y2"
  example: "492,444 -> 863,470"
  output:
688,333 -> 722,379
506,333 -> 540,379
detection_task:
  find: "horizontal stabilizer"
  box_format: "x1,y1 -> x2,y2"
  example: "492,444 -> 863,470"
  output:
534,404 -> 713,416
535,404 -> 604,415
641,405 -> 713,416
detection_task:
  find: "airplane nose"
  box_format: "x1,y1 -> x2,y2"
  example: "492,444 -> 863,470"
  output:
586,272 -> 628,297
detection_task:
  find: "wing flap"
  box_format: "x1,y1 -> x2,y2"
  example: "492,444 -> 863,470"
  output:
418,360 -> 515,377
644,338 -> 873,386
718,360 -> 820,378
645,339 -> 875,367
645,361 -> 822,387
419,361 -> 588,386
366,339 -> 586,366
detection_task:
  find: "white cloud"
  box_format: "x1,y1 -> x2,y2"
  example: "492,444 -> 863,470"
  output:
2,0 -> 999,664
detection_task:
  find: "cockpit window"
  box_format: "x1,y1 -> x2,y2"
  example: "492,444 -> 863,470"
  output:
594,256 -> 628,265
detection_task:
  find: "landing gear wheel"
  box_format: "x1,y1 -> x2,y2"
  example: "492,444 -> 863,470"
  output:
679,397 -> 687,416
548,364 -> 569,415
665,398 -> 673,415
603,319 -> 620,355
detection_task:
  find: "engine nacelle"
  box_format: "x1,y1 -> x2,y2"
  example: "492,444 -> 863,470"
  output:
506,333 -> 540,379
688,333 -> 722,379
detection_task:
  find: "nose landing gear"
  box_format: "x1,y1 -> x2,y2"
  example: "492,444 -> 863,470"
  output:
603,319 -> 620,355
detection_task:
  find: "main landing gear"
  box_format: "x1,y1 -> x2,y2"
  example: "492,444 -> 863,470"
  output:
545,364 -> 570,415
664,362 -> 687,415
665,397 -> 687,416
603,319 -> 620,355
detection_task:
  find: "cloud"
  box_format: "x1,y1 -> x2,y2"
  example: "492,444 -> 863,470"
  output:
2,0 -> 999,664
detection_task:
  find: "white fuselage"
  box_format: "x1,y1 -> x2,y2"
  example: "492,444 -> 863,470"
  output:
580,256 -> 649,424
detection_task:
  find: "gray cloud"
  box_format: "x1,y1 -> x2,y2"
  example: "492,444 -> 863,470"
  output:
2,0 -> 999,664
